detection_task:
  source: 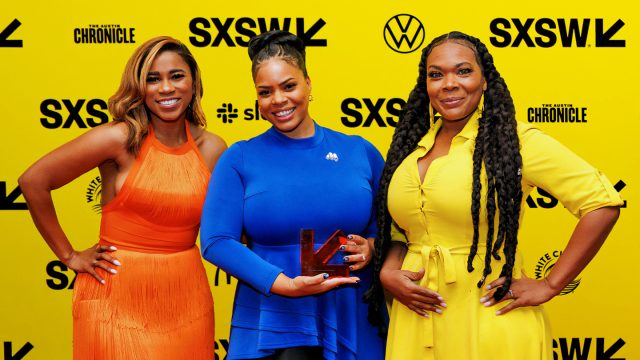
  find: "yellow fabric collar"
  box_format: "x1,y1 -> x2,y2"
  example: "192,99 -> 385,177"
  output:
418,98 -> 483,148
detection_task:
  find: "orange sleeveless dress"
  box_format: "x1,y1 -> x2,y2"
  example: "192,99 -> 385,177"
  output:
72,123 -> 215,360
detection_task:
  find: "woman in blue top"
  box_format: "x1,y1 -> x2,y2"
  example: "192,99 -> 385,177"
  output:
200,30 -> 386,360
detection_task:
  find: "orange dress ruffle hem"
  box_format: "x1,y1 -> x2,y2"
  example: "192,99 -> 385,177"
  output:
72,123 -> 214,360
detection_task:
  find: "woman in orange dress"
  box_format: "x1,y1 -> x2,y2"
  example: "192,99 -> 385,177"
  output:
19,36 -> 226,359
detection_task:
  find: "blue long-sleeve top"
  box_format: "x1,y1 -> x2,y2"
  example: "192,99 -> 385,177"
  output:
200,122 -> 386,360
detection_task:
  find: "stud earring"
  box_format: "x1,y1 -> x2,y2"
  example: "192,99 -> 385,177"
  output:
308,94 -> 314,102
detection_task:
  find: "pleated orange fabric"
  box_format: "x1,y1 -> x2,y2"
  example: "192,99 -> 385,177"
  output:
72,122 -> 214,360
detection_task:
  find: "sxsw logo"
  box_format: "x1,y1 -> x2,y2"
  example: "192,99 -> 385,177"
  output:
0,19 -> 23,48
0,182 -> 27,210
40,98 -> 110,129
46,260 -> 76,290
553,338 -> 625,359
3,342 -> 34,360
383,14 -> 425,53
341,98 -> 405,127
189,17 -> 327,47
489,18 -> 625,47
214,339 -> 229,360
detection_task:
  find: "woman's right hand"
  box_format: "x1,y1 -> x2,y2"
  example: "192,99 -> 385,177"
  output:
65,244 -> 121,284
380,267 -> 446,317
270,273 -> 360,297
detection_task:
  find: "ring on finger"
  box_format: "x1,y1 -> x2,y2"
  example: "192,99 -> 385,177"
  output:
508,289 -> 514,298
361,254 -> 366,261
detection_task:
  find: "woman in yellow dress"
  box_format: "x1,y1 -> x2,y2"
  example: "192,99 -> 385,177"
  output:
365,31 -> 622,359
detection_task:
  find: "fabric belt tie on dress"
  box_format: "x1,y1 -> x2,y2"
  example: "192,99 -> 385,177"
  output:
408,243 -> 470,348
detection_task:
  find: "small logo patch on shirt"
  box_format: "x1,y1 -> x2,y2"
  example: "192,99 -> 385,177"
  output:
325,152 -> 339,162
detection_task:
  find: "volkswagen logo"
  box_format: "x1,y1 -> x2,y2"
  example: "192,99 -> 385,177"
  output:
383,14 -> 425,53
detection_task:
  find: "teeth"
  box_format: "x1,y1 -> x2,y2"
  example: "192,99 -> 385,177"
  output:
275,108 -> 294,117
159,99 -> 178,105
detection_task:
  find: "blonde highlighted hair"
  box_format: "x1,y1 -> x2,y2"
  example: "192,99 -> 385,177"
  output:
109,36 -> 207,154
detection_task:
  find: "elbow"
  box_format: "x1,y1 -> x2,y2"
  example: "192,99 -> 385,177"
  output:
18,168 -> 50,199
199,237 -> 217,264
608,206 -> 621,224
17,170 -> 36,195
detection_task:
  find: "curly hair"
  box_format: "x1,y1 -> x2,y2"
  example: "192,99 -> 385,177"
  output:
365,31 -> 522,327
108,36 -> 207,154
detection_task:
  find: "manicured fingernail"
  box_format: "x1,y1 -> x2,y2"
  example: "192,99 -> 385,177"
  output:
343,256 -> 349,261
349,266 -> 354,271
485,284 -> 492,290
109,246 -> 117,251
422,313 -> 430,318
496,311 -> 502,315
480,296 -> 487,303
440,302 -> 447,308
339,245 -> 345,251
100,279 -> 106,284
323,273 -> 329,279
483,301 -> 491,307
109,269 -> 118,274
347,235 -> 353,239
435,308 -> 442,314
437,295 -> 444,301
113,260 -> 121,266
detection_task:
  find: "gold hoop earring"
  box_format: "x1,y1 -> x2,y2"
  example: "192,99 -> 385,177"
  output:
428,104 -> 437,126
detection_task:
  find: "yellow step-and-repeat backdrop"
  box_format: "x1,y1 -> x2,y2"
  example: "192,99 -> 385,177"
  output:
1,1 -> 638,359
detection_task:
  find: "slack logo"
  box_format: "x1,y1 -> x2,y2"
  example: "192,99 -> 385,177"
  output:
189,17 -> 327,47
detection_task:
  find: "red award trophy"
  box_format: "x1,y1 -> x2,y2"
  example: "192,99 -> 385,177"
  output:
300,229 -> 350,278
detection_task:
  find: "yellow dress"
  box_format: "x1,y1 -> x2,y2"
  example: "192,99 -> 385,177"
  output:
385,109 -> 623,360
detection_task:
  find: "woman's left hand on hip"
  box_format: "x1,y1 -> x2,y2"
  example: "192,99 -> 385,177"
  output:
479,271 -> 558,315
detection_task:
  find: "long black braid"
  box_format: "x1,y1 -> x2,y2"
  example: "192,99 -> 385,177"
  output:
365,31 -> 523,327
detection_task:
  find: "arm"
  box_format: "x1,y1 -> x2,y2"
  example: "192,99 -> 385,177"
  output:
482,126 -> 623,314
342,139 -> 384,271
19,123 -> 126,283
200,145 -> 358,296
484,206 -> 620,314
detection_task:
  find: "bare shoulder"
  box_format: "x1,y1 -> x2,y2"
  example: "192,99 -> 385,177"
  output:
194,129 -> 228,171
98,121 -> 129,145
73,121 -> 129,150
19,121 -> 133,189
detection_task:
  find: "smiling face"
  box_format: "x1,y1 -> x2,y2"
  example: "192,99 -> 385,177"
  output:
426,40 -> 486,123
254,58 -> 313,138
144,50 -> 193,124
